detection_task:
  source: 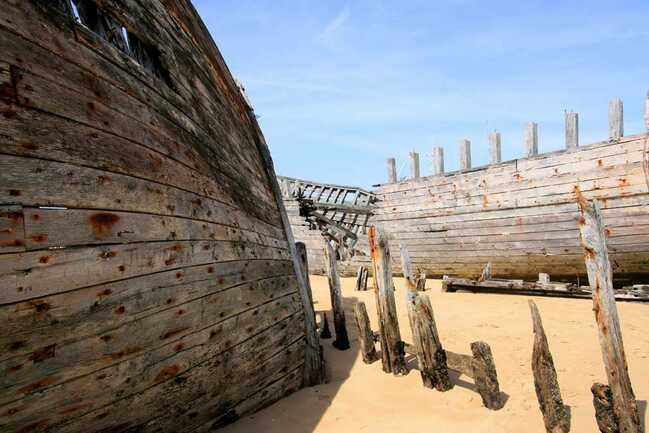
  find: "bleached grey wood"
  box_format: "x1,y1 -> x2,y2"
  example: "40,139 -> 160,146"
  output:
526,122 -> 539,157
565,111 -> 579,149
324,239 -> 350,350
433,146 -> 444,175
387,157 -> 397,183
609,98 -> 624,141
459,139 -> 471,169
489,131 -> 502,164
410,151 -> 421,180
368,226 -> 407,375
400,246 -> 451,390
538,273 -> 551,284
577,195 -> 641,433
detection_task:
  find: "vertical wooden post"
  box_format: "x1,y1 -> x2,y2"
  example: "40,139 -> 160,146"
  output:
387,157 -> 397,183
538,273 -> 551,284
489,131 -> 501,164
433,146 -> 444,175
320,312 -> 332,339
324,240 -> 350,350
295,237 -> 324,385
354,302 -> 379,364
565,111 -> 579,149
368,226 -> 407,375
577,195 -> 641,433
355,265 -> 364,291
471,341 -> 504,410
529,300 -> 570,433
609,98 -> 624,141
459,139 -> 471,170
410,151 -> 420,180
526,122 -> 539,157
401,246 -> 452,390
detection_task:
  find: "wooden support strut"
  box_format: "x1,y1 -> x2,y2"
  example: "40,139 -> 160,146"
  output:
354,301 -> 379,364
577,192 -> 642,433
368,226 -> 407,375
459,139 -> 471,170
400,246 -> 452,390
526,122 -> 539,157
324,239 -> 350,350
529,300 -> 570,433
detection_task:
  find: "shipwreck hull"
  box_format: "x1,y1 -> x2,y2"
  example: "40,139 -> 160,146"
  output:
0,1 -> 309,432
286,134 -> 649,285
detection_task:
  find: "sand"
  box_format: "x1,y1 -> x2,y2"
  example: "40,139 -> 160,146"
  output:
222,276 -> 649,433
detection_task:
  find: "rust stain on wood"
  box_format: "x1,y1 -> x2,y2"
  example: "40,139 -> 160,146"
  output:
88,212 -> 120,237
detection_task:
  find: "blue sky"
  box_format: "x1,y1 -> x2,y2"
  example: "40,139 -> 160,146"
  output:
193,0 -> 649,188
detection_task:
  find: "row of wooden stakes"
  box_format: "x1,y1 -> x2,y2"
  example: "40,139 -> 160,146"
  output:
313,195 -> 643,433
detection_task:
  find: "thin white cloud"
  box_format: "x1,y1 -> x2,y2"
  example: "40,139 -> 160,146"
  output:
317,5 -> 350,49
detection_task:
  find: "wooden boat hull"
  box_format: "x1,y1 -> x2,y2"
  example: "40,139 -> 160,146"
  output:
0,2 -> 307,432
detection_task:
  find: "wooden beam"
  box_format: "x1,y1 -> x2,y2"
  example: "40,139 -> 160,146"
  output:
592,383 -> 618,433
354,301 -> 379,364
459,139 -> 471,170
400,246 -> 451,390
433,146 -> 444,175
609,98 -> 624,141
577,195 -> 641,433
324,239 -> 350,350
387,157 -> 397,183
471,341 -> 504,410
529,300 -> 570,433
489,131 -> 502,164
526,122 -> 539,157
410,151 -> 421,180
368,226 -> 407,375
565,111 -> 579,149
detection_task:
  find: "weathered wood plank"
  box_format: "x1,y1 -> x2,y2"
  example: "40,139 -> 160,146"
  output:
529,300 -> 570,433
368,226 -> 407,375
592,383 -> 619,433
353,301 -> 378,364
471,341 -> 504,410
577,195 -> 642,433
324,239 -> 350,350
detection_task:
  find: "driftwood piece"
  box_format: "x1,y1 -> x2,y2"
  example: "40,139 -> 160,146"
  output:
400,246 -> 451,390
320,312 -> 332,339
577,195 -> 642,433
354,302 -> 378,364
368,226 -> 407,375
592,383 -> 619,433
529,300 -> 570,433
471,341 -> 504,410
324,240 -> 350,350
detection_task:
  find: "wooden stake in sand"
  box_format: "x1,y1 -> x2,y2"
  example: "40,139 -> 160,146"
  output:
320,312 -> 332,339
592,383 -> 618,433
354,302 -> 379,364
529,300 -> 570,433
368,226 -> 407,375
577,195 -> 642,433
471,342 -> 504,410
324,239 -> 350,350
356,265 -> 368,291
400,246 -> 451,390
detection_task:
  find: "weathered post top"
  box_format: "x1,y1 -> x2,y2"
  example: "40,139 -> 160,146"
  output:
565,111 -> 579,149
489,131 -> 502,164
410,151 -> 420,180
459,139 -> 471,170
387,157 -> 397,183
526,122 -> 538,157
609,98 -> 624,141
432,146 -> 444,175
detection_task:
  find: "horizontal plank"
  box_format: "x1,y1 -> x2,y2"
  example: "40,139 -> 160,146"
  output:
0,239 -> 290,304
0,259 -> 293,360
1,301 -> 303,432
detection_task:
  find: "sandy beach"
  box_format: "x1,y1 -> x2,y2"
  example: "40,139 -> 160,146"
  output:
222,276 -> 649,433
